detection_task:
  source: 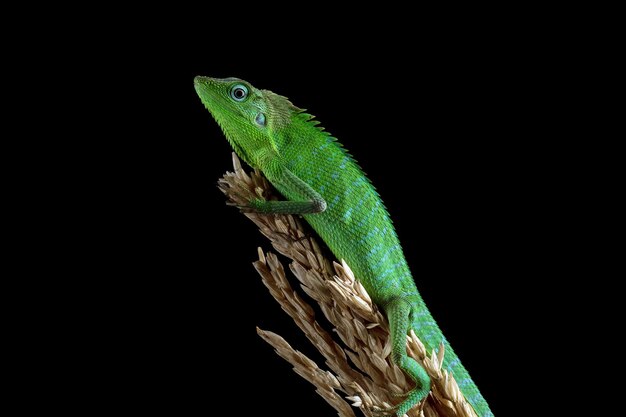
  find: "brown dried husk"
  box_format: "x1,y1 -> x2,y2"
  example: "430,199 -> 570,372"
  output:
218,153 -> 477,417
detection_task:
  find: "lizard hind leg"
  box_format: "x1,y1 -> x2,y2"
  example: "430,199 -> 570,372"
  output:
385,297 -> 431,417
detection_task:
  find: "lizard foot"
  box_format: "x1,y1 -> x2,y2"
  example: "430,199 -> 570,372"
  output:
368,388 -> 428,417
393,387 -> 428,416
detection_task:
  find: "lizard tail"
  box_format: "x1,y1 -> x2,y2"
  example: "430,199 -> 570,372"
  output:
412,312 -> 494,417
441,342 -> 494,417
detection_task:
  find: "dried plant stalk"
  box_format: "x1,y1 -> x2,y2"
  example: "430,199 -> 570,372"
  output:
218,153 -> 477,417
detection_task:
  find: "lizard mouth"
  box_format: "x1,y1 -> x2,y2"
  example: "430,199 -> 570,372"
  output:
194,76 -> 254,166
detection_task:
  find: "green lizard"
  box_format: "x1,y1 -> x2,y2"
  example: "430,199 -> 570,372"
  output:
194,76 -> 493,417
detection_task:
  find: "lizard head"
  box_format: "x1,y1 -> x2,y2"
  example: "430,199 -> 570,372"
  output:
194,76 -> 297,168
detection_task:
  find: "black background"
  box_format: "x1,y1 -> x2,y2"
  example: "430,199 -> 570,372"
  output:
13,7 -> 606,415
87,31 -> 561,416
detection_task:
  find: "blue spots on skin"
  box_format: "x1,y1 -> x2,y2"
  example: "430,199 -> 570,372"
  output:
352,177 -> 365,187
413,310 -> 430,319
343,207 -> 353,220
423,330 -> 440,344
377,261 -> 407,280
458,378 -> 472,387
342,177 -> 365,201
365,243 -> 384,259
331,172 -> 339,180
326,195 -> 340,210
358,226 -> 380,245
319,185 -> 326,193
420,320 -> 436,329
356,200 -> 381,228
356,214 -> 371,229
379,266 -> 395,280
447,357 -> 460,370
372,244 -> 400,269
468,393 -> 485,407
288,154 -> 304,170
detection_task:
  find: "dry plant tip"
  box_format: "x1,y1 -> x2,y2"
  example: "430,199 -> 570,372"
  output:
220,154 -> 478,417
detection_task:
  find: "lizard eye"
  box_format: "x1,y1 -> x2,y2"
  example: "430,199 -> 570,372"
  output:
229,84 -> 248,102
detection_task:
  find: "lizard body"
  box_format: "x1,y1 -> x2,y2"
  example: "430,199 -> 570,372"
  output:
194,76 -> 493,417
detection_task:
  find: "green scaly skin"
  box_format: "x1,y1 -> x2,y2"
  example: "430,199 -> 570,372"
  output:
195,76 -> 493,417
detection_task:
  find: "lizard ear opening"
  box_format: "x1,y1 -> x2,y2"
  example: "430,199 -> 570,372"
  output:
255,112 -> 266,127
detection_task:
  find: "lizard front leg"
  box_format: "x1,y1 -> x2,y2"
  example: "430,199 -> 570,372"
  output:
247,167 -> 327,215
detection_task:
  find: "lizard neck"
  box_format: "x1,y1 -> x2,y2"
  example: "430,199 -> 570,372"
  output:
271,112 -> 323,158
